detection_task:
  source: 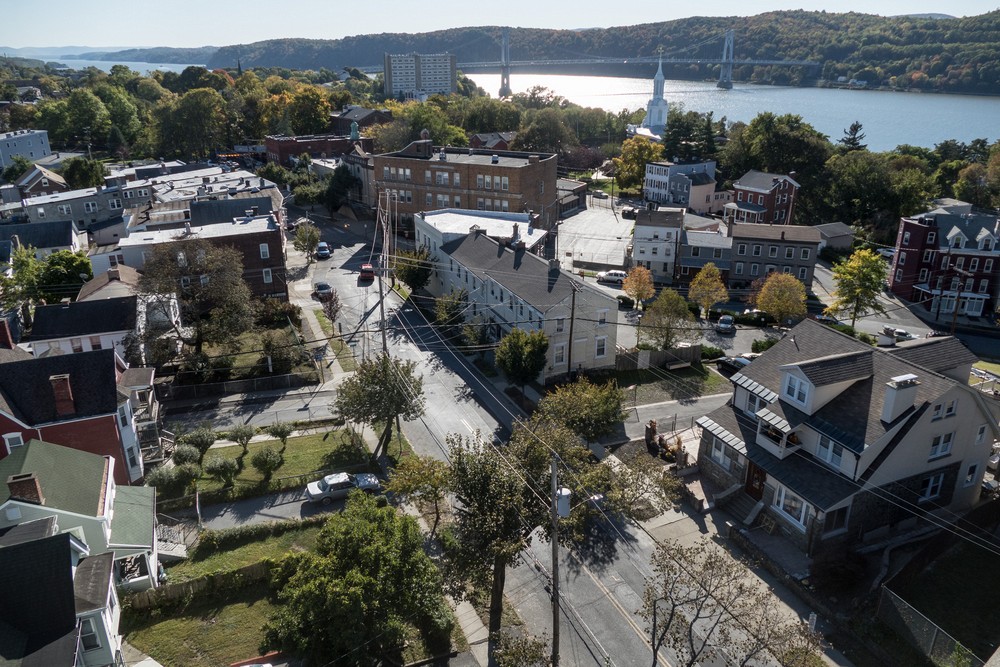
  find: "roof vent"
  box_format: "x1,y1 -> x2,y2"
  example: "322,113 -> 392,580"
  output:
439,150 -> 447,161
491,155 -> 499,164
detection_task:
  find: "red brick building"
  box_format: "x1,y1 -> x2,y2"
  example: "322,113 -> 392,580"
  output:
723,170 -> 799,226
265,134 -> 374,167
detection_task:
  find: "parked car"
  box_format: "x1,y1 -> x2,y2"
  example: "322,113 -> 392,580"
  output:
306,472 -> 381,505
314,281 -> 334,301
892,328 -> 915,341
592,190 -> 608,199
359,263 -> 376,281
622,206 -> 637,219
596,269 -> 628,285
714,315 -> 736,334
316,241 -> 331,259
814,314 -> 841,326
715,356 -> 752,376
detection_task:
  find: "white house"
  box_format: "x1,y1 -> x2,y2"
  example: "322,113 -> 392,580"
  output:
415,208 -> 547,256
628,207 -> 685,283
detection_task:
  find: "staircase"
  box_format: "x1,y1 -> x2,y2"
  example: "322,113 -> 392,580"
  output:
722,493 -> 762,527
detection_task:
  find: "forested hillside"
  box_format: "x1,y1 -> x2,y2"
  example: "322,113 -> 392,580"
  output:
204,10 -> 1000,94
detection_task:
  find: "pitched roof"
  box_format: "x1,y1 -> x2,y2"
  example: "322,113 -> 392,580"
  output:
0,220 -> 78,250
119,367 -> 154,389
885,336 -> 979,375
76,265 -> 142,301
734,169 -> 800,191
0,440 -> 108,516
688,172 -> 715,186
16,165 -> 67,190
108,486 -> 155,549
189,195 -> 276,226
73,552 -> 113,614
813,221 -> 854,238
788,350 -> 873,387
634,207 -> 685,228
440,232 -> 608,314
30,296 -> 137,340
730,223 -> 821,243
0,349 -> 120,425
0,518 -> 57,548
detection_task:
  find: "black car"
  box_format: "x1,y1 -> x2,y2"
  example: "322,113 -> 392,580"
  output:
715,356 -> 752,376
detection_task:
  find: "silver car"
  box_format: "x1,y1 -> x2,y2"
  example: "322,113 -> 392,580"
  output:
306,472 -> 381,505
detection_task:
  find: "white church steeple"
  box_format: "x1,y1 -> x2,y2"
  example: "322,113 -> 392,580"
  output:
640,47 -> 668,139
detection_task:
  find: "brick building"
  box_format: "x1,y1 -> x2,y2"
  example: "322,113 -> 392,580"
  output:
723,170 -> 799,226
264,134 -> 374,168
887,209 -> 1000,318
373,140 -> 559,230
330,106 -> 393,135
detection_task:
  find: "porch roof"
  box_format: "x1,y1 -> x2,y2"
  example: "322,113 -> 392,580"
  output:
109,486 -> 155,550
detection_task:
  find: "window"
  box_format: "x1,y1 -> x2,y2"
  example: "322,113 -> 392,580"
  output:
477,198 -> 485,210
127,445 -> 138,469
977,424 -> 988,445
965,464 -> 980,487
783,266 -> 792,274
768,246 -> 778,258
785,247 -> 794,259
800,248 -> 810,260
927,231 -> 936,244
986,259 -> 994,272
929,432 -> 953,459
824,506 -> 849,534
897,252 -> 906,266
711,437 -> 731,471
70,338 -> 83,353
118,405 -> 129,428
493,175 -> 501,190
3,433 -> 24,454
774,485 -> 808,528
920,473 -> 944,500
970,258 -> 979,272
476,174 -> 484,188
595,337 -> 607,358
980,279 -> 990,293
817,436 -> 843,468
124,190 -> 134,199
89,336 -> 102,350
744,393 -> 765,418
259,243 -> 270,259
955,257 -> 964,270
85,201 -> 98,213
80,618 -> 101,651
108,198 -> 122,210
425,170 -> 431,184
752,244 -> 762,256
735,262 -> 744,275
923,250 -> 933,262
58,204 -> 72,215
714,248 -> 722,259
919,269 -> 928,282
737,243 -> 747,255
597,310 -> 607,326
554,343 -> 566,365
944,400 -> 956,417
895,269 -> 903,282
798,267 -> 807,280
784,375 -> 808,404
758,195 -> 764,205
501,176 -> 509,191
902,231 -> 911,245
652,247 -> 658,256
932,403 -> 942,419
262,268 -> 272,284
942,256 -> 950,270
453,173 -> 460,187
750,263 -> 759,276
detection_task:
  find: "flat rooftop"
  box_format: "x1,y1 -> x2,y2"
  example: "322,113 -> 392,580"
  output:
118,215 -> 278,247
419,209 -> 547,250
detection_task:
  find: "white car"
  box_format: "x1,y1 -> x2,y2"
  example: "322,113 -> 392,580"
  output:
596,270 -> 628,285
306,472 -> 381,505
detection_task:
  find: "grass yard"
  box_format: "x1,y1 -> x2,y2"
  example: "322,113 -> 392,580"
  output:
200,325 -> 313,381
313,308 -> 358,372
196,430 -> 370,494
976,360 -> 1000,374
163,526 -> 323,582
615,365 -> 730,405
124,590 -> 276,667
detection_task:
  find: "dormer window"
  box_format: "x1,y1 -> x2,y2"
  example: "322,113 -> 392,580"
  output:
981,238 -> 994,251
784,375 -> 808,404
951,236 -> 964,249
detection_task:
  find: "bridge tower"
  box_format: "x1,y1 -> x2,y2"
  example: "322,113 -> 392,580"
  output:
499,28 -> 512,97
717,29 -> 734,90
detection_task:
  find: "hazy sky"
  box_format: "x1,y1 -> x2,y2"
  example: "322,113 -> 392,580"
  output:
3,0 -> 998,49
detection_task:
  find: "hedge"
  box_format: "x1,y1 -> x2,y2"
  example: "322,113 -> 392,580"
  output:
192,515 -> 331,559
701,345 -> 726,360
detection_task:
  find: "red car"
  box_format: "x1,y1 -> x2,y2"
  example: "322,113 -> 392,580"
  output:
359,263 -> 375,281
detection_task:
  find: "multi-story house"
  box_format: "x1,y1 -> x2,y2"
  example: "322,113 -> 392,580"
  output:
0,349 -> 145,484
0,129 -> 51,168
0,439 -> 159,592
414,209 -> 547,256
0,219 -> 87,261
627,208 -> 684,283
374,141 -> 559,230
642,160 -> 730,215
343,143 -> 375,207
727,223 -> 821,290
697,319 -> 997,559
27,296 -> 137,359
887,209 -> 1000,318
14,164 -> 70,198
264,133 -> 374,167
723,170 -> 799,226
0,521 -> 124,666
383,52 -> 457,98
431,229 -> 618,382
675,229 -> 732,286
470,132 -> 517,151
92,213 -> 288,301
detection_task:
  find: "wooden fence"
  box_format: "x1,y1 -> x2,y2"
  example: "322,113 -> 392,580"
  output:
128,561 -> 271,610
616,344 -> 702,371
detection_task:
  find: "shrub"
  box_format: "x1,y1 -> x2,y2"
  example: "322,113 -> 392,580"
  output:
256,298 -> 302,327
172,444 -> 200,466
751,338 -> 779,353
250,446 -> 284,482
831,323 -> 857,337
184,427 -> 217,464
146,463 -> 200,496
734,311 -> 776,327
193,515 -> 330,557
173,463 -> 201,489
204,457 -> 240,487
617,294 -> 634,309
227,424 -> 256,455
700,345 -> 725,360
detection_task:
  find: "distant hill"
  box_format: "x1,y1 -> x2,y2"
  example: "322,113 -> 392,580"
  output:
63,46 -> 217,64
895,13 -> 954,19
204,10 -> 1000,94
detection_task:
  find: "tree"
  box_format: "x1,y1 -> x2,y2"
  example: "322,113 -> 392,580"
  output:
385,454 -> 450,537
1,155 -> 32,183
321,289 -> 342,330
227,424 -> 256,458
838,121 -> 867,152
183,427 -> 217,464
65,88 -> 111,146
640,288 -> 698,350
494,328 -> 548,398
536,377 -> 627,443
826,248 -> 888,328
395,247 -> 434,292
434,289 -> 467,341
288,86 -> 332,135
623,266 -> 655,310
260,329 -> 308,374
462,316 -> 491,360
323,164 -> 359,214
250,446 -> 284,482
204,456 -> 239,487
292,221 -> 321,262
954,163 -> 992,209
688,262 -> 729,317
264,422 -> 295,454
264,493 -> 450,664
513,107 -> 577,154
160,87 -> 227,158
333,354 -> 425,455
493,631 -> 549,667
60,157 -> 105,189
614,136 -> 664,190
756,272 -> 807,325
137,239 -> 256,354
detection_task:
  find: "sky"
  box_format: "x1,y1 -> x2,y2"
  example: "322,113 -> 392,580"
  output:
2,0 -> 998,49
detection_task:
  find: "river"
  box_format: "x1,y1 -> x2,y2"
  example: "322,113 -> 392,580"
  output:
30,57 -> 202,75
467,73 -> 1000,152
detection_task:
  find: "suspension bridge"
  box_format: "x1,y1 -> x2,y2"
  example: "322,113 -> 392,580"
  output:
361,29 -> 822,95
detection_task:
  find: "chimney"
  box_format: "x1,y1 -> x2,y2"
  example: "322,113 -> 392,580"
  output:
512,222 -> 519,239
106,267 -> 120,281
781,230 -> 785,240
0,319 -> 14,349
470,224 -> 483,237
184,222 -> 192,235
877,326 -> 897,347
528,155 -> 539,164
548,259 -> 560,273
491,155 -> 499,164
881,374 -> 920,423
50,374 -> 75,416
7,473 -> 44,505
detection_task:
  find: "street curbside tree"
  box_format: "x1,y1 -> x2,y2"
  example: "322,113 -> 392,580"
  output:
623,265 -> 655,310
756,272 -> 808,326
292,221 -> 321,262
639,288 -> 698,350
395,247 -> 434,292
826,248 -> 888,328
494,328 -> 548,399
689,262 -> 729,318
535,377 -> 627,443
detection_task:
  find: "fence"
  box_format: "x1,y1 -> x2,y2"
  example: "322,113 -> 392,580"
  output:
128,561 -> 271,611
877,586 -> 984,667
158,371 -> 318,401
616,344 -> 703,371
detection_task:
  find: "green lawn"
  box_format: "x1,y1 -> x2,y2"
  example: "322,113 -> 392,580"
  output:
615,365 -> 730,405
975,360 -> 1000,374
197,430 -> 370,494
313,308 -> 358,372
201,325 -> 313,380
164,526 -> 323,582
125,590 -> 276,667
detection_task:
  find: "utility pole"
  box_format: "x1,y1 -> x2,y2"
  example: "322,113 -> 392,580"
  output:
551,456 -> 561,667
565,281 -> 581,379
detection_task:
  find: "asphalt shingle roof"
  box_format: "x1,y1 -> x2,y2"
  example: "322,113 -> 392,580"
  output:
0,220 -> 77,251
30,296 -> 137,340
108,486 -> 155,549
0,440 -> 108,517
789,350 -> 873,387
885,336 -> 979,375
730,223 -> 821,243
734,169 -> 800,191
0,350 -> 119,425
73,552 -> 112,614
813,221 -> 854,238
77,265 -> 142,301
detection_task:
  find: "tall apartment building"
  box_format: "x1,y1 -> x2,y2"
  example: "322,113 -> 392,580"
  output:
373,140 -> 559,229
0,129 -> 51,168
383,53 -> 457,98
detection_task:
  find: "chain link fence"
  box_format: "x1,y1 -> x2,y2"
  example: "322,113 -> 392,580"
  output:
877,586 -> 984,666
